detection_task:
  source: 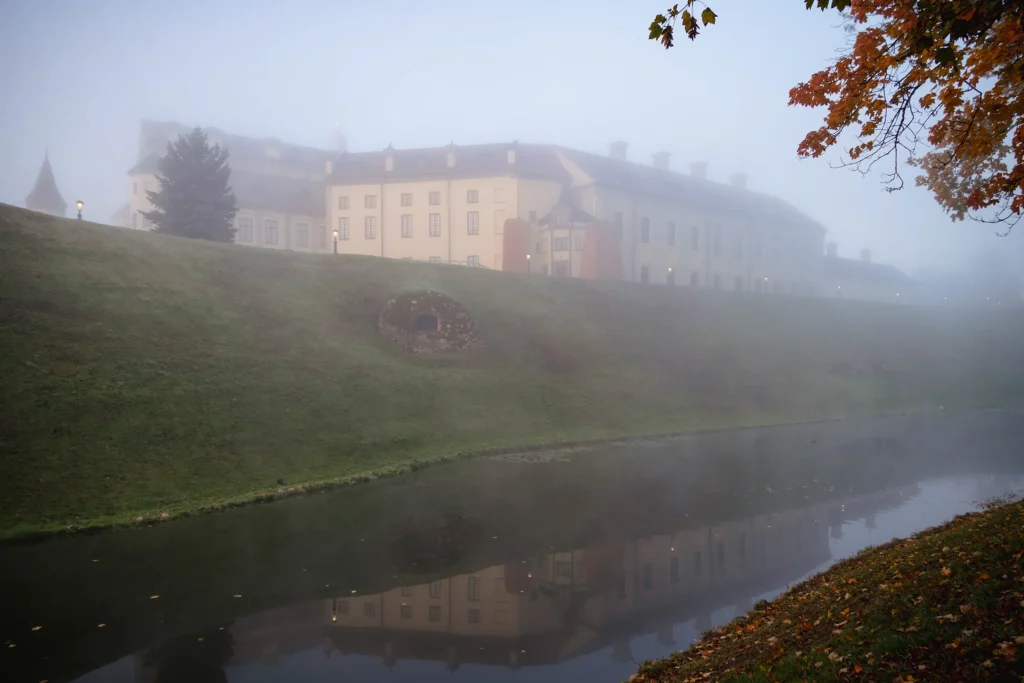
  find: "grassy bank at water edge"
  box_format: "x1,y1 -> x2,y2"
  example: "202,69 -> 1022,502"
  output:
630,495 -> 1024,682
2,203 -> 1023,538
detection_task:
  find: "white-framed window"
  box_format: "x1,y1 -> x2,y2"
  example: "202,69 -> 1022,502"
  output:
238,217 -> 253,242
295,223 -> 309,248
467,189 -> 479,204
318,225 -> 327,249
364,195 -> 377,209
264,219 -> 279,245
401,214 -> 413,238
429,581 -> 442,598
467,211 -> 479,235
400,193 -> 412,207
467,576 -> 480,600
338,217 -> 349,240
553,236 -> 570,251
429,213 -> 441,237
467,255 -> 480,267
429,191 -> 441,206
364,216 -> 377,239
338,196 -> 349,210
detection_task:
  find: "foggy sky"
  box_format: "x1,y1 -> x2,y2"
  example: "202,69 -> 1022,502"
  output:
1,0 -> 1020,274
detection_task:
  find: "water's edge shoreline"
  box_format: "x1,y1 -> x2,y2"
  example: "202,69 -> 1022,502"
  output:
3,404 -> 1018,543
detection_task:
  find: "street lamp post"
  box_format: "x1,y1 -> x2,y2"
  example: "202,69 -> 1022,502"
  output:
75,200 -> 84,220
667,266 -> 674,286
526,253 -> 531,274
332,229 -> 338,254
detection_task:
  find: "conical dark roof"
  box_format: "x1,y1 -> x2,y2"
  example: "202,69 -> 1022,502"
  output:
25,151 -> 67,216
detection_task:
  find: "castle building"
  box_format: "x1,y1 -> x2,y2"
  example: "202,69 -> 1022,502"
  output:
122,120 -> 918,300
25,151 -> 68,217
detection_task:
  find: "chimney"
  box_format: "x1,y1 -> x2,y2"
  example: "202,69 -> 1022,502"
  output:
826,242 -> 838,257
507,141 -> 517,165
609,141 -> 628,161
690,161 -> 708,179
446,141 -> 456,168
860,248 -> 872,263
730,173 -> 748,189
384,144 -> 394,172
325,159 -> 334,175
652,151 -> 671,171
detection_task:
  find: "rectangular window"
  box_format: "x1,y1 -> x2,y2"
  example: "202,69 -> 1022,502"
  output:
574,234 -> 584,251
429,191 -> 441,206
667,221 -> 676,246
693,551 -> 703,577
337,217 -> 350,240
364,195 -> 377,209
400,193 -> 412,207
429,606 -> 442,622
640,217 -> 650,244
553,236 -> 570,251
318,225 -> 327,249
364,602 -> 377,617
401,586 -> 413,597
264,219 -> 279,245
467,255 -> 480,267
556,561 -> 572,578
400,605 -> 412,619
640,265 -> 650,283
467,189 -> 479,204
670,556 -> 680,584
429,581 -> 442,599
467,576 -> 480,601
642,563 -> 654,590
429,213 -> 441,237
467,211 -> 479,235
468,608 -> 481,624
295,223 -> 309,248
338,196 -> 349,210
238,217 -> 253,242
528,210 -> 537,223
364,216 -> 377,239
401,214 -> 413,238
690,271 -> 699,287
691,225 -> 700,250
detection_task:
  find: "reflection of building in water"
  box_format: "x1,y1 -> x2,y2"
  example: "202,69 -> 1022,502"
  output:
324,484 -> 917,669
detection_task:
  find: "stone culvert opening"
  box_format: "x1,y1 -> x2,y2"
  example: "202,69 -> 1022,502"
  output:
378,290 -> 482,354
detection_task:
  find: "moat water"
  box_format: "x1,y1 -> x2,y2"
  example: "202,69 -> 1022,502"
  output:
2,409 -> 1023,683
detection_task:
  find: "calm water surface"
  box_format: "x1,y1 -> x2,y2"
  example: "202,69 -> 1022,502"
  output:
1,410 -> 1022,683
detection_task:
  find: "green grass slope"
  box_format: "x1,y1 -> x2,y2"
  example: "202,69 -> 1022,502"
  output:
1,203 -> 1022,537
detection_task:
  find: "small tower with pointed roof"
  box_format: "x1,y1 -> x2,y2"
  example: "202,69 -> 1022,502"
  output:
25,151 -> 68,217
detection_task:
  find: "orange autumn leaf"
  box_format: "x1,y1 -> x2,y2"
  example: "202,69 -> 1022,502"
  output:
650,0 -> 1024,231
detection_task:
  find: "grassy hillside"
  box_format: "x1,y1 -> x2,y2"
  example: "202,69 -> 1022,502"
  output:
1,203 -> 1022,537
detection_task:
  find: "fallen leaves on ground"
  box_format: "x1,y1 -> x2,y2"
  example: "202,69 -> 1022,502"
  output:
629,497 -> 1024,682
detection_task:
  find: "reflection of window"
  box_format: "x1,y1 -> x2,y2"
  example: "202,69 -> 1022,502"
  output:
364,602 -> 376,617
338,196 -> 349,210
468,608 -> 480,623
429,213 -> 441,237
364,195 -> 377,209
670,556 -> 680,584
556,561 -> 572,578
238,217 -> 253,243
429,581 -> 442,599
429,191 -> 441,206
400,605 -> 413,619
693,551 -> 703,577
364,216 -> 377,239
337,217 -> 349,240
429,606 -> 441,622
467,189 -> 479,204
467,211 -> 479,235
643,563 -> 653,590
467,255 -> 480,267
401,193 -> 412,207
401,214 -> 413,238
468,576 -> 480,601
401,586 -> 413,597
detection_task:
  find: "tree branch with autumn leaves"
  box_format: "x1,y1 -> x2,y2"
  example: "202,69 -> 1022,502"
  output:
649,0 -> 1024,232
